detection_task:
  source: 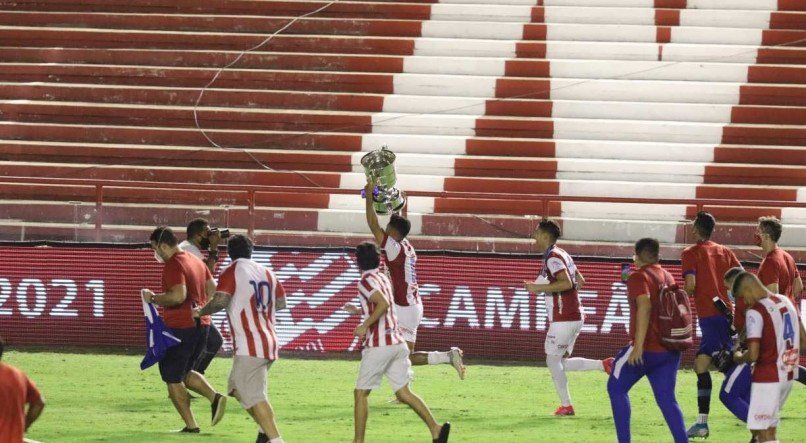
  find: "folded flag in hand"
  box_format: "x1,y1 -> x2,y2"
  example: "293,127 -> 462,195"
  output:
140,296 -> 181,370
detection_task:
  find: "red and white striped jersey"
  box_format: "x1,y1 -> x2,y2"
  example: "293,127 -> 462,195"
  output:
541,245 -> 583,322
746,294 -> 801,383
217,258 -> 286,360
357,268 -> 404,348
381,234 -> 421,307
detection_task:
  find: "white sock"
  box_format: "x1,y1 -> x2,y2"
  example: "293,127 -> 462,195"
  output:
563,357 -> 603,372
427,351 -> 450,365
258,426 -> 265,434
697,414 -> 708,425
270,438 -> 284,443
546,355 -> 571,406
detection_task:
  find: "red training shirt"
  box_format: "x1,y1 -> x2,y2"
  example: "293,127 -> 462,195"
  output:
0,362 -> 42,443
162,251 -> 212,328
758,247 -> 798,303
681,240 -> 741,318
627,263 -> 674,353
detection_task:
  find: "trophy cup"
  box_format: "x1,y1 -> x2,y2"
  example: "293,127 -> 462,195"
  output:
360,146 -> 406,215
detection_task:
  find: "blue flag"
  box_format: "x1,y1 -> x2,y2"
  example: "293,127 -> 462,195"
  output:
140,298 -> 181,370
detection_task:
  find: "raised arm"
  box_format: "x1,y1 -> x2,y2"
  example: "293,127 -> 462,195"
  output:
364,182 -> 385,244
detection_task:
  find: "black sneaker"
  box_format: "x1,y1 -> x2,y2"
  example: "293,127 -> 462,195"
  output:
179,427 -> 200,433
256,432 -> 269,443
211,393 -> 227,426
433,422 -> 451,443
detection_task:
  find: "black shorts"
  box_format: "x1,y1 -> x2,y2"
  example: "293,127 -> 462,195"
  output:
159,325 -> 209,384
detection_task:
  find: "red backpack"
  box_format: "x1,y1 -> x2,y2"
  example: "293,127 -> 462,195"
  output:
644,268 -> 694,351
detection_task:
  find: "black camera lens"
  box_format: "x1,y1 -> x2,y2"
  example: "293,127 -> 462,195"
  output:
219,229 -> 230,239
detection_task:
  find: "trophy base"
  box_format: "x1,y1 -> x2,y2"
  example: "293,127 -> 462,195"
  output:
373,195 -> 405,215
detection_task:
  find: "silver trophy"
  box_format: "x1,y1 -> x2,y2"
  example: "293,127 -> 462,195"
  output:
361,146 -> 406,215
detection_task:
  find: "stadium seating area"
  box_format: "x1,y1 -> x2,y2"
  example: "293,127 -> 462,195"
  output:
0,0 -> 804,255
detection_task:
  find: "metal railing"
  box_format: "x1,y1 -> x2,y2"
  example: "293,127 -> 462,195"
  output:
4,175 -> 805,242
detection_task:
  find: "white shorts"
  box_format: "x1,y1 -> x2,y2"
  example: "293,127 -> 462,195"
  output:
747,381 -> 793,430
356,343 -> 412,393
395,303 -> 423,343
228,355 -> 271,409
544,320 -> 583,356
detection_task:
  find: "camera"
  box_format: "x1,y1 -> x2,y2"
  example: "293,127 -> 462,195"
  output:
209,227 -> 230,239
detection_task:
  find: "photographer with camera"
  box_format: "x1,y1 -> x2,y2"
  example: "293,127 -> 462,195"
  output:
180,218 -> 230,378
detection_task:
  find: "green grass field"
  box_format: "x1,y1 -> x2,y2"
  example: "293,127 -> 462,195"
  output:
8,350 -> 806,442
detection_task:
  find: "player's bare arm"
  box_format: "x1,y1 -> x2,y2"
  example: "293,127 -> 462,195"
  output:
342,303 -> 361,315
142,284 -> 187,307
524,270 -> 573,294
354,291 -> 388,337
276,296 -> 287,311
627,294 -> 650,365
732,340 -> 759,364
793,275 -> 803,298
205,278 -> 216,299
575,270 -> 586,290
764,282 -> 779,294
196,291 -> 233,317
364,182 -> 385,244
24,396 -> 45,431
684,274 -> 696,296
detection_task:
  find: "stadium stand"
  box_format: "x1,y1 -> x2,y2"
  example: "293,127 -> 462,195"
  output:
0,0 -> 804,256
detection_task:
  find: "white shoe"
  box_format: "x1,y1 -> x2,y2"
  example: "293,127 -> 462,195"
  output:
449,347 -> 466,380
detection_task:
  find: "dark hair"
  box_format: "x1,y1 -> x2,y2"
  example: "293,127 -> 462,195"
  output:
0,335 -> 4,360
186,218 -> 209,239
731,271 -> 753,296
355,242 -> 381,271
693,211 -> 716,239
388,214 -> 411,238
758,216 -> 783,242
227,234 -> 253,261
723,266 -> 744,283
635,238 -> 660,263
537,219 -> 562,242
150,226 -> 178,247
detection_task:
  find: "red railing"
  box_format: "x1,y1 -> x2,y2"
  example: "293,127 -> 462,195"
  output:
4,175 -> 806,242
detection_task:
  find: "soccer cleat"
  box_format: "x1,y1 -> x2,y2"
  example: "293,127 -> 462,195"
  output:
553,405 -> 575,416
433,422 -> 451,443
211,393 -> 227,426
687,423 -> 709,439
449,347 -> 466,380
178,427 -> 200,433
256,432 -> 269,443
602,357 -> 615,375
387,397 -> 403,405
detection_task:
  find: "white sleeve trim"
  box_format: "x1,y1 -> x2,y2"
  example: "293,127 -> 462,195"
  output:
745,309 -> 763,340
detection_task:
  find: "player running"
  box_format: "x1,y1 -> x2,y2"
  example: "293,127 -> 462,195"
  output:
350,242 -> 451,443
681,211 -> 741,439
361,181 -> 465,379
732,272 -> 801,443
195,235 -> 287,443
524,219 -> 613,416
607,238 -> 687,443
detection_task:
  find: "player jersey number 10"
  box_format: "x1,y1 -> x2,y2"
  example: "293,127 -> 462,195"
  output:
250,280 -> 273,313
